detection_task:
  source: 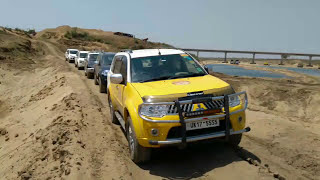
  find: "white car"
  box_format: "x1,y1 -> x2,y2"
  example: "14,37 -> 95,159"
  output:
65,49 -> 79,63
75,51 -> 89,70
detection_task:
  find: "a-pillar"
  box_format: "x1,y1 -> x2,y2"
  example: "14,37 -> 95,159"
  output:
250,53 -> 256,64
306,56 -> 313,67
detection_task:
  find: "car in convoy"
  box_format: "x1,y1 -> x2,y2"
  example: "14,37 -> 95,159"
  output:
75,51 -> 89,70
107,49 -> 250,163
93,52 -> 116,93
230,59 -> 240,65
65,49 -> 79,63
84,52 -> 99,79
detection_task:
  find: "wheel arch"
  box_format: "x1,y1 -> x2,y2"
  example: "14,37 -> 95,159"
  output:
124,107 -> 129,129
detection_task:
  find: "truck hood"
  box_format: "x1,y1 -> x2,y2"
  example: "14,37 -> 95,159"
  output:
100,65 -> 111,72
88,61 -> 97,67
131,75 -> 233,101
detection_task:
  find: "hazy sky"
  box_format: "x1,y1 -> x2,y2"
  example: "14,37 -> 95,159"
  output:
1,0 -> 320,54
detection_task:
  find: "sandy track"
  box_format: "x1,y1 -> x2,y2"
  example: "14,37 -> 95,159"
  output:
1,39 -> 319,180
46,42 -> 276,180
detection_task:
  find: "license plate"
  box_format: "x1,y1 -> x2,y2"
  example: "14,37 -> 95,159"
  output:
186,119 -> 220,131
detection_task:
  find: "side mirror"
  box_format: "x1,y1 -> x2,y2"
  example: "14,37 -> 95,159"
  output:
110,74 -> 123,84
204,65 -> 210,74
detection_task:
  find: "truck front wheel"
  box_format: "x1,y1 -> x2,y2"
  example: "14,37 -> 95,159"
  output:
228,134 -> 242,147
127,116 -> 151,163
108,96 -> 119,124
99,78 -> 107,93
94,73 -> 99,85
88,73 -> 94,79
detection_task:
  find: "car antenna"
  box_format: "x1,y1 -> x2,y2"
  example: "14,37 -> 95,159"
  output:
158,49 -> 161,55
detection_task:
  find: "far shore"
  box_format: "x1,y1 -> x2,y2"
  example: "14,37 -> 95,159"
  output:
200,58 -> 320,69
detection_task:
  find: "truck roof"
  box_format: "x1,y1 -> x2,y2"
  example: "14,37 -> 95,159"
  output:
121,49 -> 185,58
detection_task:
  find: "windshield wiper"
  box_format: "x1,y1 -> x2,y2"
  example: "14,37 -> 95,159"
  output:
168,73 -> 205,79
139,76 -> 172,83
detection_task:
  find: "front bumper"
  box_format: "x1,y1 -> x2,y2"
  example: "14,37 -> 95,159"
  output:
78,61 -> 85,67
100,75 -> 108,85
87,68 -> 94,73
138,91 -> 249,146
69,56 -> 76,60
149,127 -> 250,145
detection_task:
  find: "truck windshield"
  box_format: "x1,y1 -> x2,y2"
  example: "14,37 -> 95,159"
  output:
102,54 -> 115,66
80,53 -> 88,58
131,54 -> 206,83
70,51 -> 78,54
89,54 -> 98,61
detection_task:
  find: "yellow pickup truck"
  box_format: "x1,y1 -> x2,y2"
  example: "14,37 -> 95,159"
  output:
107,49 -> 249,163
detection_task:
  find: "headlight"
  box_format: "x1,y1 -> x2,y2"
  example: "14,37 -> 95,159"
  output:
140,105 -> 169,117
229,95 -> 240,107
101,70 -> 109,76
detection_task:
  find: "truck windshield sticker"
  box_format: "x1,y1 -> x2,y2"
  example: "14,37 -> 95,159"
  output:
172,81 -> 190,85
196,67 -> 203,72
184,56 -> 193,61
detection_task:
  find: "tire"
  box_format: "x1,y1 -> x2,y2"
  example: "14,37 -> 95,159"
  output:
87,72 -> 93,79
99,78 -> 106,93
78,66 -> 81,70
94,73 -> 99,85
108,96 -> 119,124
228,134 -> 242,147
127,116 -> 151,163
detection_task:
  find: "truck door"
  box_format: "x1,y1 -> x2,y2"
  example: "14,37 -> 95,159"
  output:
110,56 -> 124,111
118,56 -> 128,115
96,54 -> 101,77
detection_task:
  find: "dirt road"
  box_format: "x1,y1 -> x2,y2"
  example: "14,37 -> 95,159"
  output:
1,38 -> 319,180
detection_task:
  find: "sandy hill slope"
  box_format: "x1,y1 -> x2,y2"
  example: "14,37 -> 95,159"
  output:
0,29 -> 45,71
36,25 -> 173,52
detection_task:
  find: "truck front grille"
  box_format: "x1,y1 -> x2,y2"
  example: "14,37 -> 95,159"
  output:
167,100 -> 224,114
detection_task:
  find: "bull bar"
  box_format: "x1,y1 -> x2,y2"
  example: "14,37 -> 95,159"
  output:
138,91 -> 250,145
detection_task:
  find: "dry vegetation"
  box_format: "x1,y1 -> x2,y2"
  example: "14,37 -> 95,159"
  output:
36,26 -> 173,52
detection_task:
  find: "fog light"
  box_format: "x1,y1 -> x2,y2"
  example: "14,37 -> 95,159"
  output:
151,128 -> 159,136
238,116 -> 243,123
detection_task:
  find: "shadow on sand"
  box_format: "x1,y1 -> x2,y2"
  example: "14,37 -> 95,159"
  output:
139,141 -> 260,179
